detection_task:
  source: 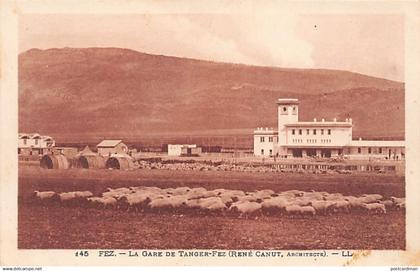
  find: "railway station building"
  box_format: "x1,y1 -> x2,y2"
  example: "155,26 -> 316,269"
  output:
254,98 -> 405,160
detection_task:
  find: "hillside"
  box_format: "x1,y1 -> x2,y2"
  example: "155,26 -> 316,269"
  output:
18,47 -> 404,143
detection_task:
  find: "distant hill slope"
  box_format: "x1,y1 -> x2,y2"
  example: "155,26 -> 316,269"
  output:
18,47 -> 404,142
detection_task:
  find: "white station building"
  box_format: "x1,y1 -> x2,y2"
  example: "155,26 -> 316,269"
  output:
254,98 -> 405,160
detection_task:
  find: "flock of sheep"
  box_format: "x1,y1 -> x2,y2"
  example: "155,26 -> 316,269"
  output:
136,160 -> 349,175
32,186 -> 405,218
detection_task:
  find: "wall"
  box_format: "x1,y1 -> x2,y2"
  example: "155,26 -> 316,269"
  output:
253,132 -> 277,156
285,125 -> 352,147
168,145 -> 183,156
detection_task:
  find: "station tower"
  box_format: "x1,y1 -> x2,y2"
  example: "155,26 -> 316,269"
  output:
277,98 -> 299,154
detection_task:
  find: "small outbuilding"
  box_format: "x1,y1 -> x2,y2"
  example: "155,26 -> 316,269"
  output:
40,154 -> 70,169
168,144 -> 202,156
97,140 -> 128,156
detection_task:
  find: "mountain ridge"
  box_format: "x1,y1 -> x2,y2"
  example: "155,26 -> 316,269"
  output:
18,47 -> 404,144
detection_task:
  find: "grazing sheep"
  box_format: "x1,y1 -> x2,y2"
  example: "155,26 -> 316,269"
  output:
261,197 -> 289,214
324,193 -> 344,201
33,190 -> 58,201
284,205 -> 302,216
237,195 -> 259,203
390,197 -> 405,205
283,190 -> 305,197
290,198 -> 311,207
379,199 -> 394,210
167,195 -> 188,208
359,195 -> 381,204
344,196 -> 364,210
395,201 -> 406,210
58,192 -> 77,202
332,200 -> 351,213
300,206 -> 316,216
87,197 -> 117,209
74,191 -> 93,198
218,194 -> 234,206
302,192 -> 324,201
360,194 -> 383,204
185,198 -> 202,209
119,192 -> 155,211
198,197 -> 227,213
361,203 -> 386,214
229,201 -> 262,217
310,200 -> 336,215
148,198 -> 173,210
253,189 -> 275,199
391,197 -> 405,209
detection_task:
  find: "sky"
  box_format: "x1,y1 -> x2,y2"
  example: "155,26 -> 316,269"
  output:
19,14 -> 404,82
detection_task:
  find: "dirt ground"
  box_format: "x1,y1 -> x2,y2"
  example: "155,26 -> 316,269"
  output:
18,165 -> 405,249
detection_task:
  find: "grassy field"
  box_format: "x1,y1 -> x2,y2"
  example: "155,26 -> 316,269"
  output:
18,165 -> 405,250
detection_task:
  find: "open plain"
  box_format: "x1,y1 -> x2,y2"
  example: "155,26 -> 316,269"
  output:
18,164 -> 405,249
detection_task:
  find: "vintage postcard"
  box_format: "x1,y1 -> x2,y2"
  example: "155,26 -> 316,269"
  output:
1,0 -> 420,267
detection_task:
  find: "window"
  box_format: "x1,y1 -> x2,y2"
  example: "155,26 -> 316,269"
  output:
299,129 -> 302,135
368,147 -> 372,154
260,137 -> 265,143
321,129 -> 324,135
313,129 -> 316,135
269,137 -> 273,142
307,129 -> 310,135
261,149 -> 264,155
328,129 -> 331,135
292,129 -> 295,135
269,149 -> 273,155
379,147 -> 382,154
283,107 -> 287,112
23,139 -> 27,145
35,139 -> 38,145
358,148 -> 361,154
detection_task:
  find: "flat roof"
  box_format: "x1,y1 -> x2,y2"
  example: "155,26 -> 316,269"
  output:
284,122 -> 352,127
97,140 -> 123,147
277,98 -> 299,105
254,129 -> 278,135
284,145 -> 348,149
349,140 -> 405,147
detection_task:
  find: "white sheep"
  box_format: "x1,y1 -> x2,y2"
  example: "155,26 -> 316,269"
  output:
74,191 -> 93,198
253,189 -> 275,199
299,206 -> 316,216
171,187 -> 191,196
229,201 -> 262,216
261,197 -> 289,213
361,203 -> 386,214
167,195 -> 188,208
198,197 -> 227,212
87,197 -> 117,209
58,192 -> 77,202
332,200 -> 351,213
284,205 -> 302,216
324,193 -> 344,201
148,198 -> 173,210
310,200 -> 335,215
33,190 -> 58,201
119,192 -> 156,211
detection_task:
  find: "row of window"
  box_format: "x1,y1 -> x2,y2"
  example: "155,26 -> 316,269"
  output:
292,129 -> 331,136
292,139 -> 332,144
260,136 -> 274,143
22,139 -> 38,145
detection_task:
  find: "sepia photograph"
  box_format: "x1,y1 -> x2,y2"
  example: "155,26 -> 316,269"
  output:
1,0 -> 420,267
